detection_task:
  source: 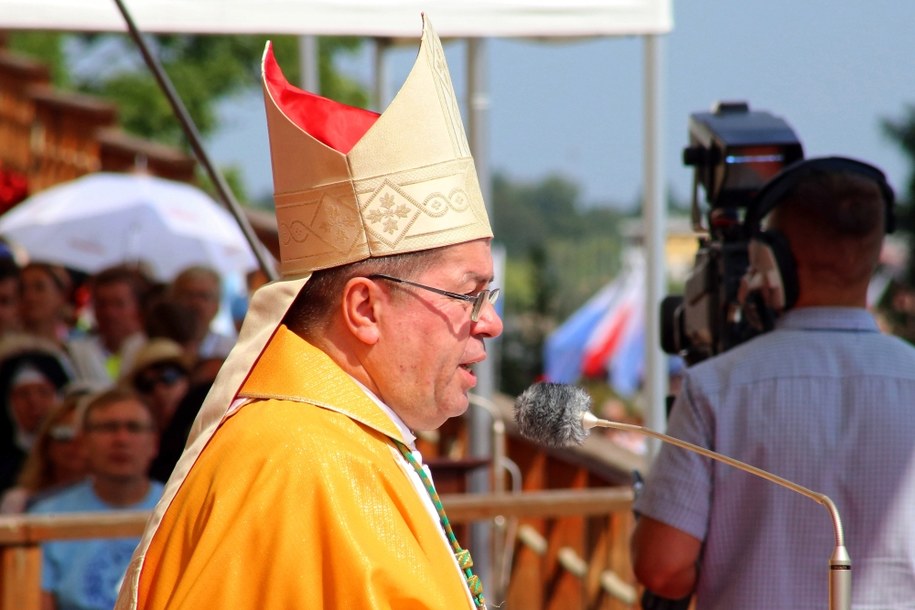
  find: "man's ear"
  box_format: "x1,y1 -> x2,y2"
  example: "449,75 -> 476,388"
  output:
341,277 -> 381,345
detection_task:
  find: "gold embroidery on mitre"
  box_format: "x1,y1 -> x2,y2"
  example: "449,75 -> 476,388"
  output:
262,15 -> 491,279
425,21 -> 469,159
357,158 -> 483,252
274,184 -> 369,273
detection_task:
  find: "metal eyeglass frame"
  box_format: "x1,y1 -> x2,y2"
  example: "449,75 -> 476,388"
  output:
368,273 -> 500,322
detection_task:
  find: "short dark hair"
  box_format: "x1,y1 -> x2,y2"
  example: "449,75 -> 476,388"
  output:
144,296 -> 200,345
22,262 -> 73,297
81,386 -> 152,428
172,265 -> 222,293
768,170 -> 886,239
283,249 -> 444,337
92,264 -> 153,305
0,256 -> 20,282
769,170 -> 887,286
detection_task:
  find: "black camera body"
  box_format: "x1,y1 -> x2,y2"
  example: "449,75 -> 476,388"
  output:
661,102 -> 803,364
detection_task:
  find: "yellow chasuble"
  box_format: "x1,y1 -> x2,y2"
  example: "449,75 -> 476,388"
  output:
133,326 -> 475,609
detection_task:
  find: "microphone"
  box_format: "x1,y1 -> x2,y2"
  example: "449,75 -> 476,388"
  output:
514,382 -> 852,610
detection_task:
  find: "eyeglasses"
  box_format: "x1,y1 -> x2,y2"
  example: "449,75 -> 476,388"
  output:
48,425 -> 77,442
135,365 -> 186,394
368,274 -> 500,323
84,420 -> 155,435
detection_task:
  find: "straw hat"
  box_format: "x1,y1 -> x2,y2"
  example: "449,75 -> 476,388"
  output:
123,338 -> 191,387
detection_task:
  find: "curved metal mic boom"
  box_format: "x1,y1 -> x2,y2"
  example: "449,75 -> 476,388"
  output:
582,412 -> 851,610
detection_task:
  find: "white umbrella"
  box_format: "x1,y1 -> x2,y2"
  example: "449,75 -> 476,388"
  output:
0,172 -> 260,282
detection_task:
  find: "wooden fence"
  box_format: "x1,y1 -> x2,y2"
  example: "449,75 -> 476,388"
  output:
0,486 -> 639,610
0,47 -> 196,209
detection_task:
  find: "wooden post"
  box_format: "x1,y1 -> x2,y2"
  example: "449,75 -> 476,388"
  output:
0,544 -> 41,610
28,87 -> 117,192
0,50 -> 49,174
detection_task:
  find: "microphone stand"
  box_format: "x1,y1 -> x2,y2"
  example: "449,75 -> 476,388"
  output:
582,412 -> 852,610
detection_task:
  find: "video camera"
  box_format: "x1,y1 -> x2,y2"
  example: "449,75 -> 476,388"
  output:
660,101 -> 804,364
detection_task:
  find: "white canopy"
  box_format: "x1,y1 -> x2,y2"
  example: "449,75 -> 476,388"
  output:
0,0 -> 673,457
0,0 -> 670,37
0,0 -> 673,584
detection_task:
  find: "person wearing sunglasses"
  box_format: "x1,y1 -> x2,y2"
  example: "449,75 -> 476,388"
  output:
118,16 -> 501,610
123,338 -> 191,434
122,338 -> 200,485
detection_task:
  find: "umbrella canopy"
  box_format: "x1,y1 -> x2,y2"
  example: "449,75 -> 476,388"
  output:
0,172 -> 259,282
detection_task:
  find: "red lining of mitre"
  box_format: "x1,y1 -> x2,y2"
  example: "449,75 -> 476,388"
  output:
263,42 -> 379,155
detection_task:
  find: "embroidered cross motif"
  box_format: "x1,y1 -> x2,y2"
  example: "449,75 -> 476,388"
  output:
366,192 -> 410,235
316,202 -> 360,245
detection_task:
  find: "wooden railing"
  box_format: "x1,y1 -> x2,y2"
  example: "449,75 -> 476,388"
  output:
0,487 -> 638,610
0,511 -> 149,610
0,391 -> 647,609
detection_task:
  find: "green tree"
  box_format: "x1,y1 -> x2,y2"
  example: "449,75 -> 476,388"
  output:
882,106 -> 915,206
7,32 -> 367,199
880,106 -> 915,340
492,171 -> 628,393
883,106 -> 915,263
10,33 -> 366,142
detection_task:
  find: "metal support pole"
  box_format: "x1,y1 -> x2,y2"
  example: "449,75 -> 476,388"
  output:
466,35 -> 496,595
372,38 -> 391,111
642,34 -> 667,458
112,0 -> 276,280
298,35 -> 319,92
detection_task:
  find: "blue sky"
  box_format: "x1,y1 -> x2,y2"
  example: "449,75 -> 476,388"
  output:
209,0 -> 915,210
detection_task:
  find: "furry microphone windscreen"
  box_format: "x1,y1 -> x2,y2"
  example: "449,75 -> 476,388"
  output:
513,382 -> 592,447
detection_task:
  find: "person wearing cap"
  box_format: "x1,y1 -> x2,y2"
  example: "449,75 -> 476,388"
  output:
0,335 -> 73,493
0,393 -> 88,514
116,16 -> 499,610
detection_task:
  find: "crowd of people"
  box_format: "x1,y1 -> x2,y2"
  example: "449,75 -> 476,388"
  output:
4,11 -> 911,610
0,255 -> 244,610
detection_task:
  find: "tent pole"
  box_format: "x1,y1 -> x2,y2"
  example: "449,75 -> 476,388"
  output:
373,37 -> 391,111
112,0 -> 277,280
466,35 -> 497,597
298,35 -> 319,92
642,34 -> 667,459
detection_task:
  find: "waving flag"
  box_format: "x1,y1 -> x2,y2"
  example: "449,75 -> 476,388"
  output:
544,249 -> 648,396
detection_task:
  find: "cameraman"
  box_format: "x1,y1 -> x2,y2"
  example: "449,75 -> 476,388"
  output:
630,158 -> 915,609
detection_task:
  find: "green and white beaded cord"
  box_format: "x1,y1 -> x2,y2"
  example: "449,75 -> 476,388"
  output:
394,440 -> 487,609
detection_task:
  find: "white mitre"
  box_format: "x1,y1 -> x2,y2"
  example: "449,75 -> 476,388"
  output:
262,13 -> 492,278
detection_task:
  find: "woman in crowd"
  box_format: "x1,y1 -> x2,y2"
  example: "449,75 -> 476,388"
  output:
0,393 -> 88,513
19,262 -> 75,346
0,336 -> 74,493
